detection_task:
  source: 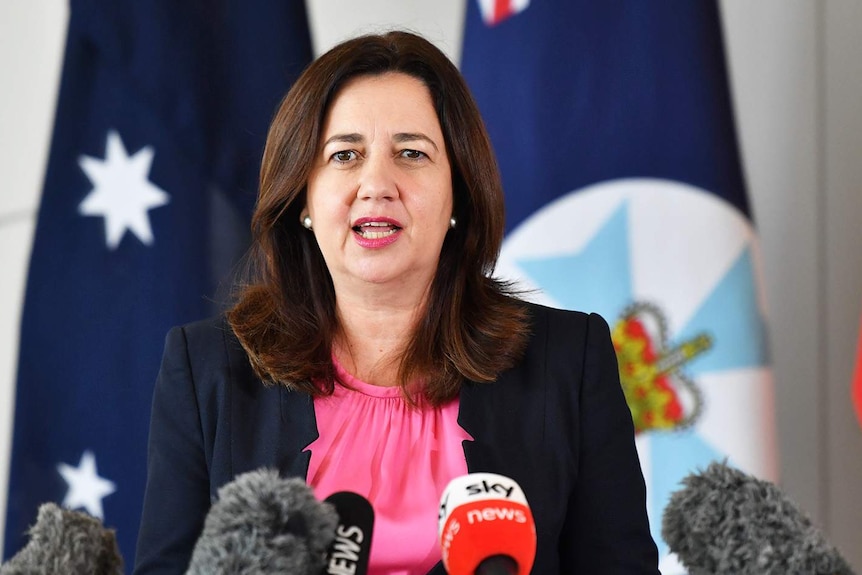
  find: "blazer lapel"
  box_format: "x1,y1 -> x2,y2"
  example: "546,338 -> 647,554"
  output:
457,374 -> 536,479
278,385 -> 318,478
224,328 -> 318,482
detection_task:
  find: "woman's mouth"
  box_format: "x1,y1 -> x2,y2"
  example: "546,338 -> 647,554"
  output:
352,216 -> 403,236
353,221 -> 401,239
351,218 -> 403,248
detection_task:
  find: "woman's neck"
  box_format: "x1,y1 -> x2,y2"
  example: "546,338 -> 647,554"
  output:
333,292 -> 424,387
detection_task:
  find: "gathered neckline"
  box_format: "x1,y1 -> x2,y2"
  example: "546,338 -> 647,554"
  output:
331,355 -> 406,399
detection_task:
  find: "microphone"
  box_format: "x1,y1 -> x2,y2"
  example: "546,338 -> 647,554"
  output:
185,468 -> 339,575
322,491 -> 374,575
662,460 -> 854,575
0,502 -> 124,575
438,473 -> 536,575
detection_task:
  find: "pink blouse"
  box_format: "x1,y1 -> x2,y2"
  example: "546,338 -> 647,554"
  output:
306,361 -> 472,575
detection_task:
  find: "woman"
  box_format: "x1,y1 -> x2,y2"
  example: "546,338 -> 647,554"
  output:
134,31 -> 659,574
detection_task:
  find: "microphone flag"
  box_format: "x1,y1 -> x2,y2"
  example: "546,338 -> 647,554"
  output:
3,3 -> 312,567
438,473 -> 536,575
853,313 -> 862,428
323,492 -> 374,575
461,1 -> 778,572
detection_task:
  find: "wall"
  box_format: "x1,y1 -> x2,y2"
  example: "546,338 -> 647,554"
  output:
1,0 -> 860,568
721,2 -> 862,563
0,0 -> 68,556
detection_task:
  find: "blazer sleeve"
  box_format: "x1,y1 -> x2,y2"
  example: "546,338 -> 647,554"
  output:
133,326 -> 212,575
562,313 -> 659,573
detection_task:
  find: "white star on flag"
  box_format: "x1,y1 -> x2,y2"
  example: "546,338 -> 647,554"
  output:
78,130 -> 170,249
57,450 -> 116,520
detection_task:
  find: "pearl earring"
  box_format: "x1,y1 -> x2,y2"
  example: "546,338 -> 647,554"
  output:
302,215 -> 313,230
449,216 -> 457,229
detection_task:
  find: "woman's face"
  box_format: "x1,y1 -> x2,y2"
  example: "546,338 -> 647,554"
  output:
304,73 -> 453,297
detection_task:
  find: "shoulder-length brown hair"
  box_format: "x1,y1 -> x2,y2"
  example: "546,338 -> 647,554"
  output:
228,30 -> 529,405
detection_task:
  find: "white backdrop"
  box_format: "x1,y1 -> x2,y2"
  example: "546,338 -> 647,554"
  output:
1,0 -> 861,569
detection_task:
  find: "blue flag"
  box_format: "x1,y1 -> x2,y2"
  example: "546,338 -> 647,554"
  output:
462,1 -> 777,571
4,2 -> 312,568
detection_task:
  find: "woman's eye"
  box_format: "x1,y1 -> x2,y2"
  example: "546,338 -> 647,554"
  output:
400,149 -> 427,160
332,150 -> 356,163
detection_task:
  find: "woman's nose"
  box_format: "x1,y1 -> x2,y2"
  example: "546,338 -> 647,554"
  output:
357,155 -> 398,201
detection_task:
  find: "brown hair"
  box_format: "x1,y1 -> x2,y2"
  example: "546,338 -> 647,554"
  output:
228,30 -> 530,405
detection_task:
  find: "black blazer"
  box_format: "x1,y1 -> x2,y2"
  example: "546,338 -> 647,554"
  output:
133,303 -> 659,574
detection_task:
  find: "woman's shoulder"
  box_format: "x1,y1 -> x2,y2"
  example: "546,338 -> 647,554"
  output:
167,314 -> 240,348
162,314 -> 249,376
170,313 -> 230,339
514,300 -> 616,375
519,299 -> 610,336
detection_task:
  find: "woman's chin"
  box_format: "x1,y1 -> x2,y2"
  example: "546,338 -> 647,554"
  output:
340,265 -> 434,295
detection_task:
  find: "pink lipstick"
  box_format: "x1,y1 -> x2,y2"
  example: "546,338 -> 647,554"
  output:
352,216 -> 402,248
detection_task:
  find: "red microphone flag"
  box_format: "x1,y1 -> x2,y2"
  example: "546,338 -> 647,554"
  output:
438,473 -> 536,575
853,313 -> 862,428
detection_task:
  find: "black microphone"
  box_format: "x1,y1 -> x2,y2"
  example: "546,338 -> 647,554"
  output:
322,491 -> 374,575
474,555 -> 518,575
0,502 -> 124,575
185,468 -> 339,575
662,460 -> 854,575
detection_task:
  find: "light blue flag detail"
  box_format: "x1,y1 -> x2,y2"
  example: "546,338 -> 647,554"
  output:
517,202 -> 632,321
677,248 -> 770,375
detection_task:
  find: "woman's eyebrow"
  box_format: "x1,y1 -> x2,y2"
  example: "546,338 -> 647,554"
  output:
393,132 -> 439,152
322,133 -> 363,147
322,132 -> 440,152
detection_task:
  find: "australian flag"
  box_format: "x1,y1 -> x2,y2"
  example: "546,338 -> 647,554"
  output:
3,2 -> 311,569
462,1 -> 777,571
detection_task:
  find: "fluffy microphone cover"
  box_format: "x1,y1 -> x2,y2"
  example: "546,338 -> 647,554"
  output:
185,468 -> 339,575
0,502 -> 123,575
662,461 -> 854,575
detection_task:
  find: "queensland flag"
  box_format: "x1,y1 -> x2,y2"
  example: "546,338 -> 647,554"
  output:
3,2 -> 311,568
462,1 -> 777,570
